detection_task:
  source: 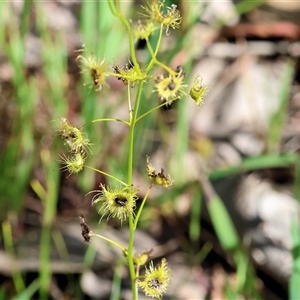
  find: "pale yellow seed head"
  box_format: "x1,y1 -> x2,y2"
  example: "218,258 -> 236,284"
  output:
154,73 -> 186,105
76,50 -> 109,91
137,258 -> 171,299
92,184 -> 139,223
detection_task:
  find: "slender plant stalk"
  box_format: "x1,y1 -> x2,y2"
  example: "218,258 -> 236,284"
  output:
84,165 -> 127,186
92,233 -> 126,252
113,2 -> 141,74
136,102 -> 167,123
145,25 -> 164,73
92,118 -> 130,126
126,81 -> 144,299
134,187 -> 152,230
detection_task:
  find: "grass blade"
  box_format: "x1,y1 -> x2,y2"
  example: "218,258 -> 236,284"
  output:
12,279 -> 39,300
200,176 -> 239,251
289,218 -> 300,299
2,221 -> 25,293
267,59 -> 295,153
209,153 -> 296,180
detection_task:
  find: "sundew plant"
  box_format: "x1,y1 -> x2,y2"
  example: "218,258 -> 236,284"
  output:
57,1 -> 208,299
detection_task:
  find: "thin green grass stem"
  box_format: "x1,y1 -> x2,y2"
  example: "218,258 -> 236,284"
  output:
39,151 -> 59,299
199,175 -> 239,251
20,0 -> 31,39
189,190 -> 202,242
294,154 -> 300,203
83,243 -> 97,269
291,155 -> 300,298
197,242 -> 213,264
290,218 -> 300,299
209,153 -> 297,180
4,28 -> 36,212
110,258 -> 124,300
81,1 -> 97,49
175,98 -> 188,182
2,221 -> 25,293
39,225 -> 51,300
52,231 -> 70,262
267,59 -> 294,153
30,179 -> 47,203
12,279 -> 39,300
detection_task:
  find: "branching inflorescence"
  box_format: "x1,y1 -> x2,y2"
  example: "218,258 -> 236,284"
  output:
56,1 -> 209,299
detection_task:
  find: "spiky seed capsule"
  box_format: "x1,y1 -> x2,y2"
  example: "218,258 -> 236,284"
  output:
133,20 -> 157,40
146,156 -> 173,188
113,63 -> 146,87
60,152 -> 85,176
189,75 -> 209,106
137,258 -> 171,299
141,1 -> 181,35
58,118 -> 91,154
92,184 -> 139,222
76,49 -> 109,91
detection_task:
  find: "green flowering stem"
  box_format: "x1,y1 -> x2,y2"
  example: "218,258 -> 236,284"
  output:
154,60 -> 177,76
146,38 -> 176,75
113,0 -> 121,13
134,186 -> 152,230
92,118 -> 130,126
84,165 -> 127,186
107,0 -> 136,68
127,81 -> 144,300
136,102 -> 168,123
145,25 -> 164,73
150,25 -> 164,58
92,233 -> 126,252
113,1 -> 141,75
127,84 -> 133,116
127,81 -> 144,183
128,216 -> 137,299
107,0 -> 117,16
